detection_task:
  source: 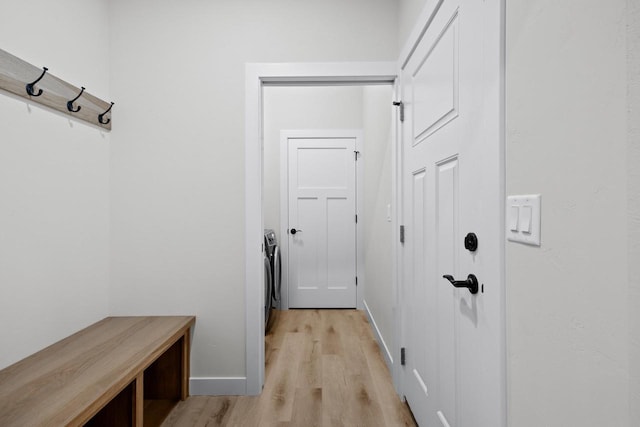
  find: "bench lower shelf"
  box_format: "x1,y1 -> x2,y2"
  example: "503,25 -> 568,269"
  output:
83,326 -> 191,426
85,333 -> 189,427
86,389 -> 181,427
144,400 -> 179,427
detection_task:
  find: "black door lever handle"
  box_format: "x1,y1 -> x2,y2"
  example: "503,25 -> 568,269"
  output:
443,274 -> 479,295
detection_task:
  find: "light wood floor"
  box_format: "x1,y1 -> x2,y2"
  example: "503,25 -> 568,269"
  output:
161,309 -> 416,426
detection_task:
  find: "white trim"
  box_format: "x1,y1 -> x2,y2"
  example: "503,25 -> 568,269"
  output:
279,129 -> 364,310
190,377 -> 247,396
245,64 -> 264,396
363,300 -> 394,371
496,1 -> 508,425
279,131 -> 290,310
391,79 -> 403,395
355,131 -> 365,311
245,62 -> 397,395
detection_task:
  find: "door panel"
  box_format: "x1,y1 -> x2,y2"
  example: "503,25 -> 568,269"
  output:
294,197 -> 322,290
297,147 -> 349,188
288,137 -> 357,308
403,2 -> 462,425
327,197 -> 354,290
410,168 -> 430,388
435,157 -> 458,427
412,12 -> 459,144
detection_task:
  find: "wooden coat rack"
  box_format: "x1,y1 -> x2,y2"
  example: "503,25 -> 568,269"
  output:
0,48 -> 113,130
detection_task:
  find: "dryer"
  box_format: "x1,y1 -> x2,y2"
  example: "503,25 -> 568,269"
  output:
263,250 -> 272,328
264,229 -> 281,309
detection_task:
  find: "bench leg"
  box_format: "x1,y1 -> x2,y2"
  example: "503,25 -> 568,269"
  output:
134,373 -> 144,427
181,331 -> 190,400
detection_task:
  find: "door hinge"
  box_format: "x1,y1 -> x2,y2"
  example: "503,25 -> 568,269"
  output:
355,214 -> 358,224
355,276 -> 358,286
401,347 -> 406,366
354,150 -> 360,161
393,101 -> 404,122
399,225 -> 405,244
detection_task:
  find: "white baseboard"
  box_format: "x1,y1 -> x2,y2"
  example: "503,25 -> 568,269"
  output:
363,300 -> 394,371
190,377 -> 247,396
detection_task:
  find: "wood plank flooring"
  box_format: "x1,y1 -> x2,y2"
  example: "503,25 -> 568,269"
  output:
161,309 -> 416,426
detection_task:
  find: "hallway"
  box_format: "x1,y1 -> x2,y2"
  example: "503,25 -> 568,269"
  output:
161,310 -> 415,426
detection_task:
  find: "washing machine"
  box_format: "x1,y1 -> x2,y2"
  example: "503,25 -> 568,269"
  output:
264,229 -> 282,309
263,249 -> 272,328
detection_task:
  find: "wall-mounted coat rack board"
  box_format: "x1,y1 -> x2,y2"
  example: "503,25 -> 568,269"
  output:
0,48 -> 113,130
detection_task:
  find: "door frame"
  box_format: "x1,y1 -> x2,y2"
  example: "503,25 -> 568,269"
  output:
279,129 -> 365,311
396,0 -> 507,422
245,62 -> 397,395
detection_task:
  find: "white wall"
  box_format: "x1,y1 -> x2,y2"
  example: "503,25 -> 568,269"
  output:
107,0 -> 399,382
262,86 -> 365,244
361,86 -> 394,361
628,0 -> 640,423
506,1 -> 629,425
398,0 -> 430,51
0,1 -> 111,369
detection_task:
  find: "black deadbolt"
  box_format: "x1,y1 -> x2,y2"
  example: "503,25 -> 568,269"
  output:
464,232 -> 478,252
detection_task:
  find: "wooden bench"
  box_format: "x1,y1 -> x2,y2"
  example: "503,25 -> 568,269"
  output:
0,316 -> 195,426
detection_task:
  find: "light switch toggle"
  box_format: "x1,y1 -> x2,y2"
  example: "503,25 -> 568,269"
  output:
509,206 -> 519,231
520,206 -> 532,234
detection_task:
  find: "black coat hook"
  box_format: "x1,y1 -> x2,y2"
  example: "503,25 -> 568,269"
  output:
67,87 -> 85,113
26,67 -> 48,97
98,102 -> 114,125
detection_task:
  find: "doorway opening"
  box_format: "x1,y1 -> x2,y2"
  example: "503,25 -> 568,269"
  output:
245,63 -> 398,394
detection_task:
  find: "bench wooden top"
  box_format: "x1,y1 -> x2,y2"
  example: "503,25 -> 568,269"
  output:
0,316 -> 195,426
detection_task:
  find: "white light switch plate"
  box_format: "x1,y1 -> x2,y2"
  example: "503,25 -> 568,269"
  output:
506,194 -> 541,246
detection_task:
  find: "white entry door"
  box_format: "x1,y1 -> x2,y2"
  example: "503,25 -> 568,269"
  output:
400,0 -> 504,426
285,133 -> 359,308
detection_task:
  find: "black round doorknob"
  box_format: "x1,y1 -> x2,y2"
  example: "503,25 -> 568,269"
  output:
290,228 -> 302,235
464,232 -> 478,252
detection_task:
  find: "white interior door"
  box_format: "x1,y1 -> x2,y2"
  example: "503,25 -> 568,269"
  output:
400,0 -> 504,426
286,134 -> 358,308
